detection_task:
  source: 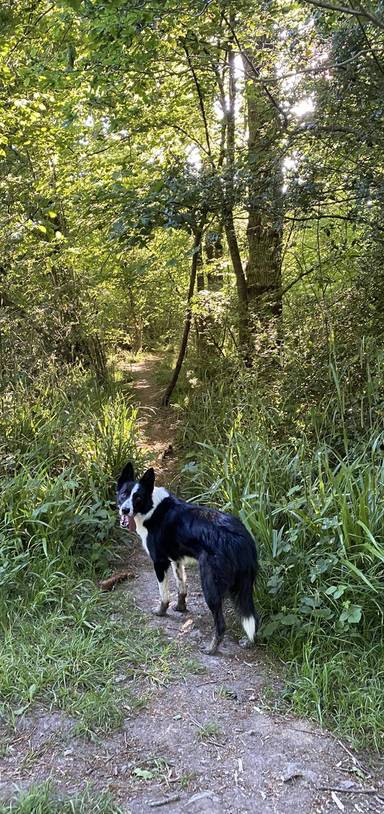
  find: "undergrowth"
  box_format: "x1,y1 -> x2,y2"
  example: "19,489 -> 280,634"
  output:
0,590 -> 183,737
0,364 -> 187,736
178,348 -> 384,751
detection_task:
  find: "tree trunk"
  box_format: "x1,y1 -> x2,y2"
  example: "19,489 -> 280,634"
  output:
243,52 -> 283,325
246,209 -> 282,319
223,208 -> 250,356
161,229 -> 202,406
223,37 -> 251,358
195,241 -> 208,357
205,224 -> 224,291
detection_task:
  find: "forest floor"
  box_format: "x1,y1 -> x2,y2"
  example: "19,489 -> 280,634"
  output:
1,355 -> 383,814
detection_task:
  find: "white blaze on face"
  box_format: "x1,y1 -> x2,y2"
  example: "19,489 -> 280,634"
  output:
119,483 -> 139,522
125,486 -> 169,558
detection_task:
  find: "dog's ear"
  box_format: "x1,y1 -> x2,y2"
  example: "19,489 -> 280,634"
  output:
139,467 -> 155,493
117,461 -> 134,489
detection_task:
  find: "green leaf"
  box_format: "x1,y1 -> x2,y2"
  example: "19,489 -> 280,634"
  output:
280,613 -> 299,626
325,584 -> 347,599
340,605 -> 362,625
133,768 -> 155,780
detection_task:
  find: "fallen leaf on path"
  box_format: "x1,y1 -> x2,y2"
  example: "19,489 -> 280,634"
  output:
180,619 -> 194,634
331,791 -> 345,811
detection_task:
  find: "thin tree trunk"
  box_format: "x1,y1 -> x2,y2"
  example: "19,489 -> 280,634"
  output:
243,51 -> 283,323
223,209 -> 250,354
223,35 -> 251,357
161,229 -> 203,406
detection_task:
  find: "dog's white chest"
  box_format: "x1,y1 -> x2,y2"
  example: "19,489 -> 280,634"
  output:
132,487 -> 169,558
135,517 -> 150,557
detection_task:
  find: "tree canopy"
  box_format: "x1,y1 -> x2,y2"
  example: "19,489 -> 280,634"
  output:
1,0 -> 383,391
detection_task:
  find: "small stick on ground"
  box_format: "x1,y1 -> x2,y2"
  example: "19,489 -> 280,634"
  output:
99,571 -> 134,591
317,785 -> 379,795
148,794 -> 181,808
335,738 -> 369,774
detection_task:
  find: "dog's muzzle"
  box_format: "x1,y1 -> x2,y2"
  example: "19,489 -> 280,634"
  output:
120,512 -> 136,532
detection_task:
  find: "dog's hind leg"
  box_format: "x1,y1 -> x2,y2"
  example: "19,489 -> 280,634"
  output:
199,556 -> 226,654
203,604 -> 226,655
153,559 -> 170,616
171,559 -> 188,612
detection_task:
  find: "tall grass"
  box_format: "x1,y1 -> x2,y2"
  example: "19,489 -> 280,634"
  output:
0,366 -> 141,625
179,355 -> 384,750
0,364 -> 179,734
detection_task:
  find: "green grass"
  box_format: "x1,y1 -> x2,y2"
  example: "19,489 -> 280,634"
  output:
178,357 -> 384,751
0,783 -> 122,814
0,363 -> 193,739
197,721 -> 223,741
286,640 -> 384,749
0,366 -> 144,628
0,573 -> 186,737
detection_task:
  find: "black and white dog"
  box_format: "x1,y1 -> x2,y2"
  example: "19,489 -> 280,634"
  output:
117,462 -> 259,654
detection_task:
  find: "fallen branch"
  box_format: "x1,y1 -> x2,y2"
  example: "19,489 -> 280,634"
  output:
99,570 -> 134,591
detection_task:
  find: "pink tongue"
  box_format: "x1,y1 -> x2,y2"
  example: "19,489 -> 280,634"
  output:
128,515 -> 136,532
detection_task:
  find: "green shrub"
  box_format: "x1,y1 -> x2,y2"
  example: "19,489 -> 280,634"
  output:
0,365 -> 142,624
179,359 -> 384,749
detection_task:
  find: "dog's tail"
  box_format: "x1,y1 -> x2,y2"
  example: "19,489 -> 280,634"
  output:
231,576 -> 259,642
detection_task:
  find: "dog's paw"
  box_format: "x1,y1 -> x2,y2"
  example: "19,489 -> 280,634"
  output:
200,636 -> 220,655
173,600 -> 188,613
154,602 -> 169,617
239,637 -> 253,650
200,644 -> 218,656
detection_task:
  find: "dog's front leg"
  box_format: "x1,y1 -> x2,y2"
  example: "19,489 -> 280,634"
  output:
171,560 -> 188,612
153,560 -> 170,616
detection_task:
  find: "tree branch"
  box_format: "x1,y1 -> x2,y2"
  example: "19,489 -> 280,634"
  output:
6,4 -> 55,61
222,13 -> 289,128
298,0 -> 384,31
161,227 -> 205,405
182,42 -> 214,164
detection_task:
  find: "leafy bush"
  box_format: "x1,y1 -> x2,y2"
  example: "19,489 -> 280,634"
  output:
180,358 -> 384,749
0,365 -> 142,624
0,365 -> 187,735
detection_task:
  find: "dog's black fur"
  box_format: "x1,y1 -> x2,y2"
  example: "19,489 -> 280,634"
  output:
117,462 -> 259,654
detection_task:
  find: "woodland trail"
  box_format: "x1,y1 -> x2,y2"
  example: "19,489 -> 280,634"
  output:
0,357 -> 382,814
117,356 -> 383,814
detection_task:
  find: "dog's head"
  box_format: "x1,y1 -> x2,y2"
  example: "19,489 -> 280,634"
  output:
116,462 -> 155,531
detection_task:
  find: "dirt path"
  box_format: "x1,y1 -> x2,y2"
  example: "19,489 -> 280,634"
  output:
127,354 -> 180,487
118,356 -> 383,814
0,356 -> 382,813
